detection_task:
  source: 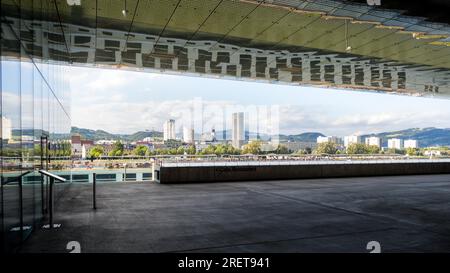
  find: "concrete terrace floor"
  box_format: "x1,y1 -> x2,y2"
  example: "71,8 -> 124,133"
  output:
20,174 -> 450,253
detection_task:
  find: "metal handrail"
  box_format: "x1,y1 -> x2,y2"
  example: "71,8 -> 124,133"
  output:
1,171 -> 32,185
38,169 -> 66,229
159,158 -> 450,167
1,171 -> 32,234
38,170 -> 66,182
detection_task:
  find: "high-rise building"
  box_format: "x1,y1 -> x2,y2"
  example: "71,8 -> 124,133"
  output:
317,136 -> 342,144
344,135 -> 362,148
404,139 -> 418,149
71,135 -> 82,157
388,138 -> 404,149
211,128 -> 216,142
163,119 -> 176,141
365,136 -> 381,148
1,116 -> 12,140
201,128 -> 217,143
183,126 -> 194,144
232,112 -> 245,148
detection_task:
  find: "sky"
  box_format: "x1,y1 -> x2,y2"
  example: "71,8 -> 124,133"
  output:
68,65 -> 450,136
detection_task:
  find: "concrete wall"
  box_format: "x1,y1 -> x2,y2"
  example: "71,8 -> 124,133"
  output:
157,162 -> 450,184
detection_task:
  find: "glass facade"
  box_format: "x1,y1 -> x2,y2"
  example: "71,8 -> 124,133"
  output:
1,0 -> 71,252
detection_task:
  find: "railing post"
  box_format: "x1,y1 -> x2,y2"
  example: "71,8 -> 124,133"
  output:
19,176 -> 24,236
38,170 -> 65,229
93,173 -> 97,210
41,175 -> 46,215
48,177 -> 54,229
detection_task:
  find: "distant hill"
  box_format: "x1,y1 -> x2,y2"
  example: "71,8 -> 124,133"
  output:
71,127 -> 117,140
70,127 -> 450,147
361,128 -> 450,147
279,132 -> 325,143
13,129 -> 70,140
127,131 -> 163,141
71,127 -> 162,142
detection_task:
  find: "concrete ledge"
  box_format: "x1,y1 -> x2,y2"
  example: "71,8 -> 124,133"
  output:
157,162 -> 450,184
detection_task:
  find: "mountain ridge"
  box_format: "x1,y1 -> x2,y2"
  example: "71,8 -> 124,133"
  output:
70,127 -> 450,147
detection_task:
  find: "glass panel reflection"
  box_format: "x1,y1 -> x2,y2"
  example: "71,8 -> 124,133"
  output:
1,0 -> 71,252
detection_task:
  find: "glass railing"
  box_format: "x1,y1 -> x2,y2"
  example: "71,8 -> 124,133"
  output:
153,154 -> 450,167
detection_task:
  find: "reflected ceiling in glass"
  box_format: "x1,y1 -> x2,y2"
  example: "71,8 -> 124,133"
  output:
2,0 -> 450,98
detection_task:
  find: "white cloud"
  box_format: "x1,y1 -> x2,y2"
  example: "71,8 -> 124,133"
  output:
278,106 -> 450,136
72,98 -> 234,134
73,95 -> 450,136
69,66 -> 163,105
68,66 -> 450,136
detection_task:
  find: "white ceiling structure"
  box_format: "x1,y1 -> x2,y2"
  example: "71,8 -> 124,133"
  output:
2,0 -> 450,98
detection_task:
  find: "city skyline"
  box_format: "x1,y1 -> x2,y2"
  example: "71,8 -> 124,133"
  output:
69,66 -> 450,136
71,117 -> 427,152
70,121 -> 448,145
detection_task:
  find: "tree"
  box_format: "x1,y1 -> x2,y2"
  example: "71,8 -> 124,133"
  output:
406,147 -> 421,156
346,144 -> 381,155
224,144 -> 240,155
186,145 -> 196,155
34,145 -> 42,157
133,145 -> 149,156
154,148 -> 167,155
89,146 -> 104,159
242,141 -> 262,155
214,144 -> 226,155
275,144 -> 289,154
176,146 -> 186,155
346,143 -> 368,154
198,145 -> 216,155
387,148 -> 404,155
314,142 -> 338,154
196,144 -> 240,156
366,145 -> 380,154
109,141 -> 124,156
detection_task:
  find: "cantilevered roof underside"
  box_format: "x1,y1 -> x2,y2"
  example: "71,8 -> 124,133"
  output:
2,0 -> 450,98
